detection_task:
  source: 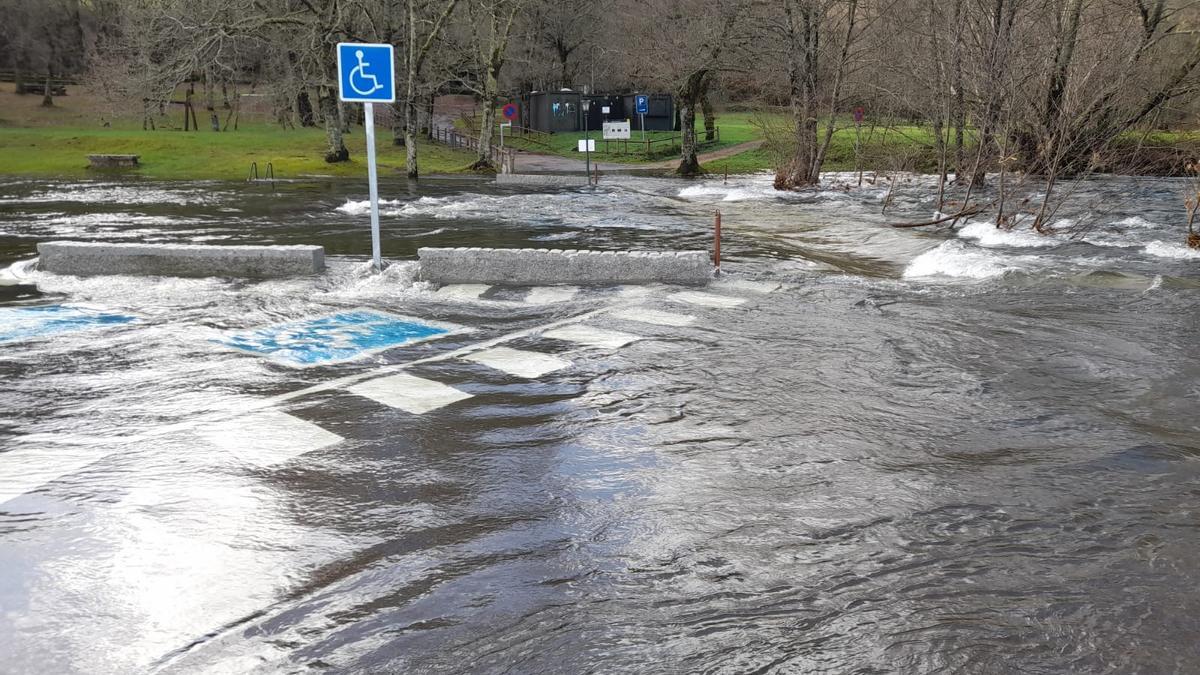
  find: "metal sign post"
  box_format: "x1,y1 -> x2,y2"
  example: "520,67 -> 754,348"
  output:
499,121 -> 511,149
577,139 -> 595,182
582,99 -> 592,182
635,94 -> 649,142
337,42 -> 395,271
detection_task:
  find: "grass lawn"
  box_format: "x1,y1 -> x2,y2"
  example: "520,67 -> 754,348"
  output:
488,110 -> 951,174
0,88 -> 479,180
701,118 -> 947,175
0,125 -> 479,180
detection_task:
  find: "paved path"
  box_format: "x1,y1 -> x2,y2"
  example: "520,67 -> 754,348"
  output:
512,139 -> 765,174
643,140 -> 764,170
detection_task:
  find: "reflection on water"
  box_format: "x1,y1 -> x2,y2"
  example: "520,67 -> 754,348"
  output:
1,174 -> 1199,673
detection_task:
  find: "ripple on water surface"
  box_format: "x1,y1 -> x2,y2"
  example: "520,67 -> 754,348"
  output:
1,174 -> 1199,673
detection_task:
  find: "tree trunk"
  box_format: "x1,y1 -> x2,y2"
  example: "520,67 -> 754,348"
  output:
474,93 -> 497,168
320,88 -> 349,162
676,70 -> 707,176
41,72 -> 54,107
426,91 -> 437,139
404,70 -> 419,177
393,100 -> 407,146
701,85 -> 716,142
297,91 -> 315,127
474,68 -> 499,169
205,73 -> 220,131
775,0 -> 822,189
1030,0 -> 1084,174
420,92 -> 432,136
14,55 -> 24,95
678,99 -> 701,175
776,110 -> 819,189
951,0 -> 966,179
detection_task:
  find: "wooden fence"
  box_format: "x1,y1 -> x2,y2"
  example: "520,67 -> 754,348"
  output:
433,125 -> 516,173
603,127 -> 721,156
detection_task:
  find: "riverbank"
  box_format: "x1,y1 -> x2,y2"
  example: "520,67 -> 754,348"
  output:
3,86 -> 1197,180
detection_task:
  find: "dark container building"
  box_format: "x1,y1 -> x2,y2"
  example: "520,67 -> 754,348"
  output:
580,94 -> 624,130
622,93 -> 675,131
522,90 -> 582,133
520,91 -> 675,133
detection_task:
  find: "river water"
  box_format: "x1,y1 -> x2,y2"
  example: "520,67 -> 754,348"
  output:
1,172 -> 1198,673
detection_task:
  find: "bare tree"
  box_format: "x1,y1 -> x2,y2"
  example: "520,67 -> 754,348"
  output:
614,0 -> 745,176
464,0 -> 525,169
773,0 -> 860,189
400,0 -> 462,177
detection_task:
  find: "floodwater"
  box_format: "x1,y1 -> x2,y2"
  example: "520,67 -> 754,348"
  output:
1,172 -> 1198,673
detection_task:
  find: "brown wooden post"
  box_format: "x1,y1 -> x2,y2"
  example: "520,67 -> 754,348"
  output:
714,210 -> 722,272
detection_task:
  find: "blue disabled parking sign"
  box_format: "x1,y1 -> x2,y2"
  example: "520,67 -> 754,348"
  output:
336,42 -> 394,271
337,43 -> 395,103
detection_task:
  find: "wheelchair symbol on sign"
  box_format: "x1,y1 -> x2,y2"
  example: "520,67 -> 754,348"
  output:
348,50 -> 383,96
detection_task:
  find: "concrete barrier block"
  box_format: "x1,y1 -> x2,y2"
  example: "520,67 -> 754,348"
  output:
417,247 -> 712,286
494,173 -> 592,188
37,241 -> 325,279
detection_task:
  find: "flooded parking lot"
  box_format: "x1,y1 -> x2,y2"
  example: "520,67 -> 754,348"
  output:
1,174 -> 1199,673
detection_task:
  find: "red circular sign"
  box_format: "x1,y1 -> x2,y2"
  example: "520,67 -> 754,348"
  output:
502,103 -> 518,120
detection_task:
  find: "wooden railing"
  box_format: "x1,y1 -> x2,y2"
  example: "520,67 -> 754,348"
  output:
603,127 -> 721,156
432,125 -> 516,173
500,124 -> 553,150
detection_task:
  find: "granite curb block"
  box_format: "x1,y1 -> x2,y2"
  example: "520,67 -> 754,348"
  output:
494,173 -> 593,187
36,241 -> 325,278
418,247 -> 713,285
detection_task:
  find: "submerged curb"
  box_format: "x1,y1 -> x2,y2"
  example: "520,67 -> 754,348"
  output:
417,247 -> 713,286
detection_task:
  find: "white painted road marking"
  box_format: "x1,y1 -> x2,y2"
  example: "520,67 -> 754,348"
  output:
610,307 -> 696,327
543,325 -> 641,349
714,278 -> 781,294
616,285 -> 653,299
348,372 -> 473,414
435,284 -> 491,301
466,346 -> 571,378
670,291 -> 747,308
200,410 -> 343,467
524,286 -> 578,304
0,441 -> 106,506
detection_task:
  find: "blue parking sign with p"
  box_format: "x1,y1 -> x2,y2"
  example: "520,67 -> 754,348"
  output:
635,95 -> 649,114
337,43 -> 395,103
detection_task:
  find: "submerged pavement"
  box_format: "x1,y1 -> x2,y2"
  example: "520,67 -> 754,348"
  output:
2,173 -> 1200,672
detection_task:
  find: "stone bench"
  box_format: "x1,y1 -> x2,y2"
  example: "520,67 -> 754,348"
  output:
87,154 -> 140,169
16,82 -> 67,96
418,247 -> 712,285
37,241 -> 325,279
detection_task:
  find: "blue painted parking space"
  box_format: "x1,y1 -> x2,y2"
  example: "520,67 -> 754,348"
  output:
216,309 -> 461,366
0,305 -> 136,344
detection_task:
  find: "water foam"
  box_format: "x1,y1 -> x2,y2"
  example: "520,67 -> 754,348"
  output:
338,192 -> 679,230
1144,240 -> 1200,260
958,221 -> 1059,248
336,198 -> 405,215
678,184 -> 770,202
903,240 -> 1020,280
0,184 -> 219,206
